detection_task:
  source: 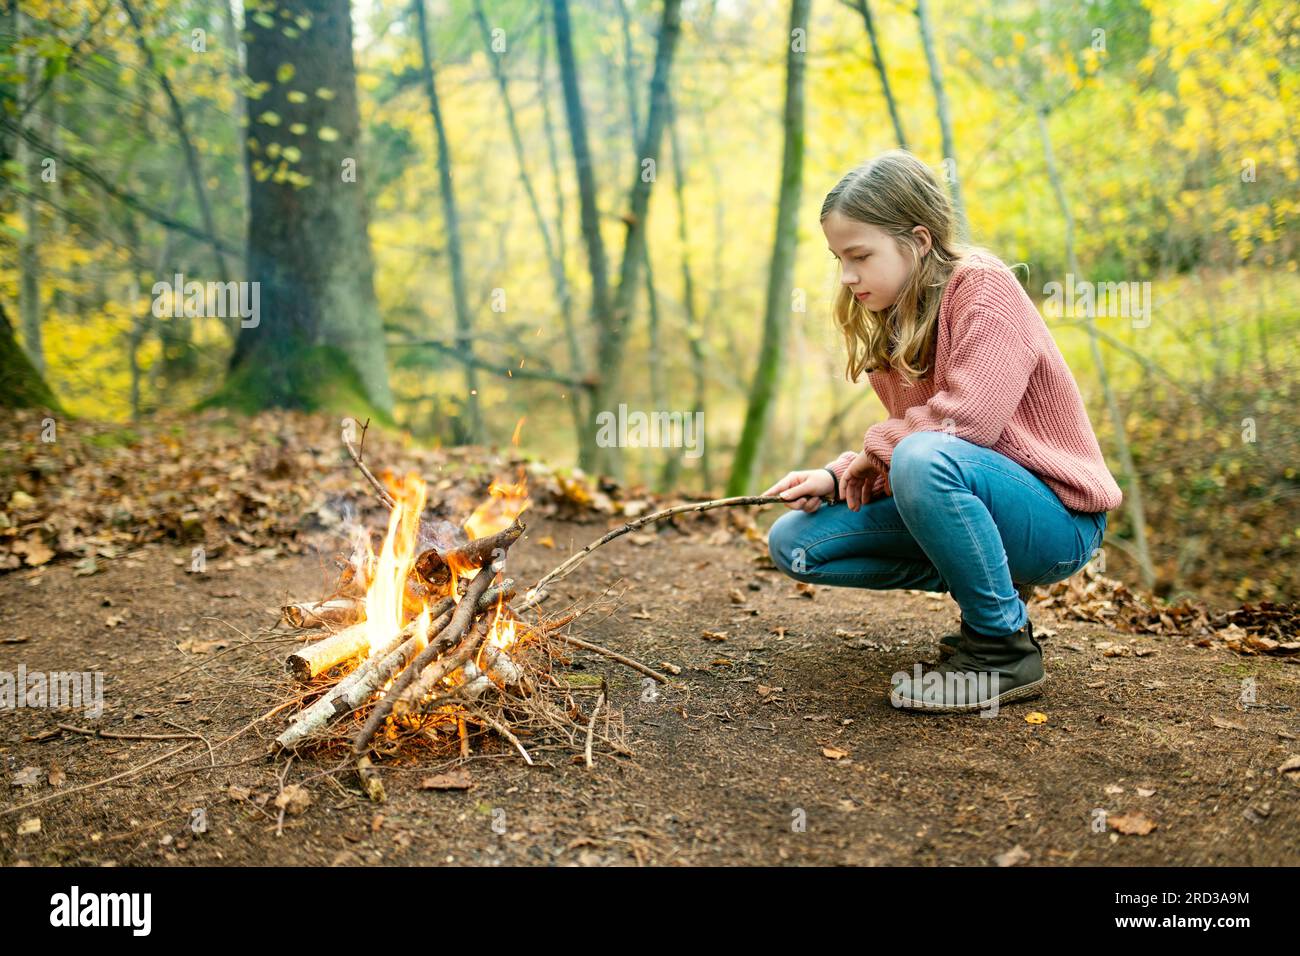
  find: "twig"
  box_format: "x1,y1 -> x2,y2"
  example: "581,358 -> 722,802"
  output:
0,741 -> 198,817
344,417 -> 397,510
274,756 -> 294,837
551,633 -> 671,684
585,687 -> 606,769
56,724 -> 203,742
352,563 -> 500,755
471,709 -> 534,766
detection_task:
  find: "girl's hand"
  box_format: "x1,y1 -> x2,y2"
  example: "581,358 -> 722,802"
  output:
761,469 -> 835,513
840,452 -> 891,511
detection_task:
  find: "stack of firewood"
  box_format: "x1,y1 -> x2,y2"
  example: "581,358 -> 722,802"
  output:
273,517 -> 527,761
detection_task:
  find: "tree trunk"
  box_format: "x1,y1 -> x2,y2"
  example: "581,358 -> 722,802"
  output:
662,93 -> 707,491
225,0 -> 391,413
551,0 -> 614,473
600,0 -> 683,480
16,7 -> 44,376
915,0 -> 968,238
414,0 -> 482,444
1036,105 -> 1155,590
473,0 -> 589,455
121,0 -> 233,298
726,0 -> 810,496
850,0 -> 907,149
0,302 -> 60,411
615,0 -> 667,491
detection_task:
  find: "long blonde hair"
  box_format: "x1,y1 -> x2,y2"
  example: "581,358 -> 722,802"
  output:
822,150 -> 972,385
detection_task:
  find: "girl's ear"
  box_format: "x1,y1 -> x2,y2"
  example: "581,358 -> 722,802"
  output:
911,225 -> 933,257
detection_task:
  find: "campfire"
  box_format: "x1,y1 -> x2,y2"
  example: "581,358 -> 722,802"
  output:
273,420 -> 636,799
270,419 -> 790,800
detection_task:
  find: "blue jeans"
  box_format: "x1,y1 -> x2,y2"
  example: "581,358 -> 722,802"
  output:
767,431 -> 1107,637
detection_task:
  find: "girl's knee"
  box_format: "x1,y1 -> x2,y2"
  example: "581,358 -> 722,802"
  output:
890,431 -> 952,497
767,510 -> 812,577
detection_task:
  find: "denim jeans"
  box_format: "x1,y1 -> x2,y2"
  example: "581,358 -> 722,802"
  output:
767,431 -> 1108,638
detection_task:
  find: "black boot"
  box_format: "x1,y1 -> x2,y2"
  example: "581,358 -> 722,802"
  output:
936,583 -> 1035,659
892,615 -> 1046,714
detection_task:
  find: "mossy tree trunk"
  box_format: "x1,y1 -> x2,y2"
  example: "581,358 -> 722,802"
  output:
224,0 -> 391,414
726,0 -> 810,496
0,303 -> 60,412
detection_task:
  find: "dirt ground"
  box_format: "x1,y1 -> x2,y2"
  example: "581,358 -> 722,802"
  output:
2,510 -> 1298,867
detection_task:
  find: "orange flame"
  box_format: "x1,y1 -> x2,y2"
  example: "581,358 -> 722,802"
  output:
362,471 -> 427,658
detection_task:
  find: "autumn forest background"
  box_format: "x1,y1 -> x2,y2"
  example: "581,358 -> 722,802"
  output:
2,0 -> 1298,607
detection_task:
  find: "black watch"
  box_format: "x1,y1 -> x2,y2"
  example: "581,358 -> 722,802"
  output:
823,467 -> 841,502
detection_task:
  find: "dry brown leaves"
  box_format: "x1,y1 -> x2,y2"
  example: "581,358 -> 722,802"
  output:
1037,565 -> 1298,659
0,409 -> 736,577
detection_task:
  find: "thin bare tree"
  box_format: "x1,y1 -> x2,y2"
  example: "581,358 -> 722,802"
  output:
728,0 -> 812,495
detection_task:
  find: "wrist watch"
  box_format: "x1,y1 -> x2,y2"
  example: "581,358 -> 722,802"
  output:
823,466 -> 841,502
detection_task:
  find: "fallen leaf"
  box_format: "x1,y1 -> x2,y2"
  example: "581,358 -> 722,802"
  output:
12,766 -> 44,788
47,766 -> 65,787
1025,712 -> 1048,724
1211,716 -> 1248,732
821,746 -> 849,760
178,637 -> 230,654
994,844 -> 1030,867
420,770 -> 473,791
16,535 -> 54,567
17,818 -> 40,836
1108,810 -> 1158,835
274,784 -> 312,816
1278,755 -> 1300,784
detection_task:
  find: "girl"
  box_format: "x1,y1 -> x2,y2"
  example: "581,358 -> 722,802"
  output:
763,150 -> 1122,714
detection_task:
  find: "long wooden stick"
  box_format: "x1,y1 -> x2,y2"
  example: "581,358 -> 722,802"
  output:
513,495 -> 782,611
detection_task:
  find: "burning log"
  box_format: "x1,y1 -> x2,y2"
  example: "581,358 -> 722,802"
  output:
482,644 -> 524,686
286,622 -> 371,682
414,517 -> 524,585
282,598 -> 362,629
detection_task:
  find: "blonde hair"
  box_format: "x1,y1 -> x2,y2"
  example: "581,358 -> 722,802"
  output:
821,150 -> 975,385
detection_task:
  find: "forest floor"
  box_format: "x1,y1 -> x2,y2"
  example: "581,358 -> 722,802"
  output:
3,507 -> 1298,867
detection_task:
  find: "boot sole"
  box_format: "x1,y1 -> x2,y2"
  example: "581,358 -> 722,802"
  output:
891,673 -> 1047,714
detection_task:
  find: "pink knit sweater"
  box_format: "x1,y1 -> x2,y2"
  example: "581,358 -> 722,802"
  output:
826,251 -> 1123,513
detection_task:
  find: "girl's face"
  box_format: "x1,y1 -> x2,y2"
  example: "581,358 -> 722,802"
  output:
822,210 -> 931,311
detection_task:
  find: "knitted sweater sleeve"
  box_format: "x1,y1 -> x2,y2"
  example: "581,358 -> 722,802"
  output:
865,268 -> 1040,466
